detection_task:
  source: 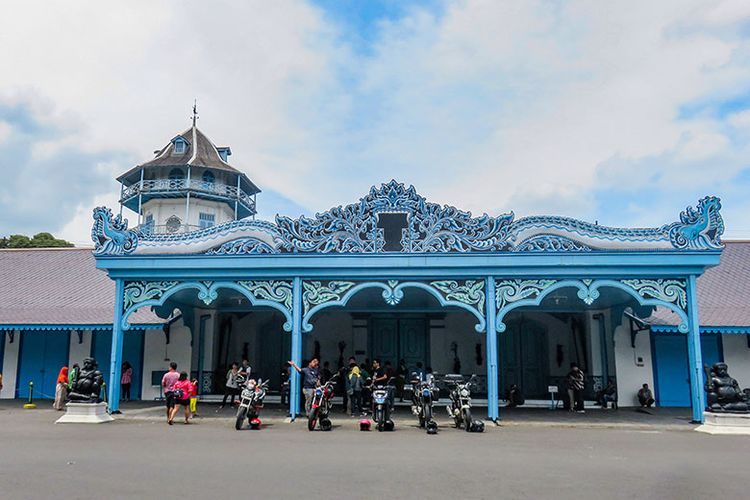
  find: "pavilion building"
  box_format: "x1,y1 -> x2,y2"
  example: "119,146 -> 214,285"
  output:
2,119 -> 748,424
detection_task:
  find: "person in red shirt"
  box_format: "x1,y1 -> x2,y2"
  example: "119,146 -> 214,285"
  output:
169,371 -> 197,425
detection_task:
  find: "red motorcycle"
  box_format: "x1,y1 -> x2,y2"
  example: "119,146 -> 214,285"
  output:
308,377 -> 337,431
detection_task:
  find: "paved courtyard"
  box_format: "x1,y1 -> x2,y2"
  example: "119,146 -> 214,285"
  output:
0,401 -> 748,500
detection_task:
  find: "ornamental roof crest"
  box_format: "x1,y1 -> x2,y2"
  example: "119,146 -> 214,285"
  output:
91,180 -> 724,256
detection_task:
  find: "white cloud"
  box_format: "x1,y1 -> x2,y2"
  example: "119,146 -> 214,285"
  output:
1,0 -> 749,241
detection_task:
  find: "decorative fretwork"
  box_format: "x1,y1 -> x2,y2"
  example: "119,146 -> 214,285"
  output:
92,207 -> 139,255
620,279 -> 687,311
237,280 -> 294,313
495,279 -> 558,311
302,281 -> 357,315
123,281 -> 179,310
514,235 -> 591,252
92,185 -> 724,255
207,238 -> 278,255
430,280 -> 485,315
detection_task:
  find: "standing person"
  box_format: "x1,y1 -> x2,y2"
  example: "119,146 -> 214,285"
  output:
161,362 -> 180,423
348,366 -> 363,416
322,361 -> 333,384
220,362 -> 240,409
288,358 -> 320,417
396,359 -> 408,401
425,367 -> 435,386
168,372 -> 196,425
120,361 -> 133,402
67,363 -> 79,392
189,378 -> 200,418
53,366 -> 69,410
239,359 -> 251,378
0,372 -> 3,396
566,363 -> 585,413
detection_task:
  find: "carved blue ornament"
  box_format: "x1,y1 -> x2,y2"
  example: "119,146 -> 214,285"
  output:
92,207 -> 139,255
123,281 -> 179,310
91,182 -> 724,255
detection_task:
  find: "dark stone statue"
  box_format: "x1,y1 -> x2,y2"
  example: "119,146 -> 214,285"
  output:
705,362 -> 749,413
67,357 -> 104,403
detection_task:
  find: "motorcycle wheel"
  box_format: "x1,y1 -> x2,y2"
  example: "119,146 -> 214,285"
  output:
377,422 -> 384,432
463,408 -> 473,432
307,408 -> 319,431
235,408 -> 247,431
424,404 -> 432,423
418,414 -> 425,428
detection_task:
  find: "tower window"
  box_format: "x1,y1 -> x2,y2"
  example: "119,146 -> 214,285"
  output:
165,215 -> 182,233
202,170 -> 215,189
142,214 -> 154,234
174,139 -> 186,154
199,212 -> 215,229
168,168 -> 185,187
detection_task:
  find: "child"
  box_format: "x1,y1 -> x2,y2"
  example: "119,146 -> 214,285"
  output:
189,378 -> 200,418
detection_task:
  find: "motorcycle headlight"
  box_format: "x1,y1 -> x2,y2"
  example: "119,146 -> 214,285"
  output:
460,388 -> 470,398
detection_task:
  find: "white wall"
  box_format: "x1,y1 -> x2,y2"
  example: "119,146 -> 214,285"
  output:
1,330 -> 20,399
613,312 -> 654,406
68,330 -> 92,367
721,334 -> 750,388
141,324 -> 192,400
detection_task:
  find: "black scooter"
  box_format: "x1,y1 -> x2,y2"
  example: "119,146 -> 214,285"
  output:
371,377 -> 395,432
411,377 -> 438,434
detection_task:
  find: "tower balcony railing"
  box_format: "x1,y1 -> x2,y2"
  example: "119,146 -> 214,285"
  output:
121,178 -> 256,211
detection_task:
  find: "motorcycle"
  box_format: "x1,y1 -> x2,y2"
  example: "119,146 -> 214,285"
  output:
445,374 -> 484,432
235,376 -> 268,431
411,376 -> 439,434
308,376 -> 337,431
371,377 -> 395,432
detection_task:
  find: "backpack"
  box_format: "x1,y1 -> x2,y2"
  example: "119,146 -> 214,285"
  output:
173,388 -> 184,399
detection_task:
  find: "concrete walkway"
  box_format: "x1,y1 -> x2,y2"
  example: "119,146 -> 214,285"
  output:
1,399 -> 694,431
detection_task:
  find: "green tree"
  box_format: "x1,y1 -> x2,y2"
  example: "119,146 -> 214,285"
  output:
0,233 -> 73,248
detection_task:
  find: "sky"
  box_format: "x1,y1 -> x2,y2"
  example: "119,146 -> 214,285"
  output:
1,0 -> 750,245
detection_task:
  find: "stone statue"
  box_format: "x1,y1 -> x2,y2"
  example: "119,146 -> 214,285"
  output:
67,357 -> 104,403
705,362 -> 749,413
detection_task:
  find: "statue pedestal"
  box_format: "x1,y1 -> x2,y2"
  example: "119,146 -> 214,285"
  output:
695,411 -> 750,435
55,402 -> 114,424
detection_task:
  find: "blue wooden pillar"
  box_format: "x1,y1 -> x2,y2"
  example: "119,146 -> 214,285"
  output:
485,276 -> 499,421
686,274 -> 705,423
108,279 -> 125,413
289,277 -> 303,420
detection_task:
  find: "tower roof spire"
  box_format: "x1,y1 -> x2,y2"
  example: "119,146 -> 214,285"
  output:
192,99 -> 198,127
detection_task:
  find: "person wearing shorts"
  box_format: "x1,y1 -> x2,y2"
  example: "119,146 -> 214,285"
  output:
162,362 -> 180,422
169,371 -> 196,425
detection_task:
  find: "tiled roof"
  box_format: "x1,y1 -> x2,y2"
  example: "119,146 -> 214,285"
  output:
649,241 -> 750,328
0,248 -> 163,326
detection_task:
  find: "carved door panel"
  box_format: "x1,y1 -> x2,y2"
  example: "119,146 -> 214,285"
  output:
520,320 -> 548,399
399,318 -> 428,373
500,320 -> 520,398
370,318 -> 398,369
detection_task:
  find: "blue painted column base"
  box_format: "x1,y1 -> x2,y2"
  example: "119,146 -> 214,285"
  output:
108,279 -> 125,413
686,274 -> 706,423
289,277 -> 302,420
485,276 -> 499,421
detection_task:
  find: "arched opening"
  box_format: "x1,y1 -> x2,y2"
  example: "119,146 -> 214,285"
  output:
495,281 -> 698,415
303,284 -> 487,397
120,282 -> 292,404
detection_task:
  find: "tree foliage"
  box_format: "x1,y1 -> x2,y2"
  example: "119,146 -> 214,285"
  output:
0,232 -> 74,248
